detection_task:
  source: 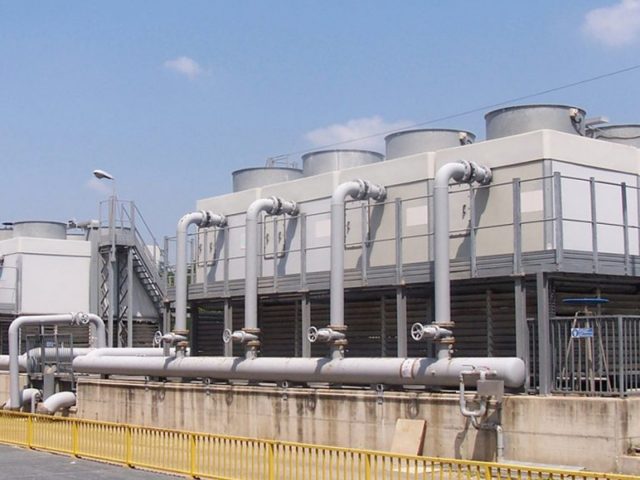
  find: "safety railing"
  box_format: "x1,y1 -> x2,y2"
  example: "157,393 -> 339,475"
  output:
164,173 -> 640,297
528,315 -> 640,397
0,411 -> 633,480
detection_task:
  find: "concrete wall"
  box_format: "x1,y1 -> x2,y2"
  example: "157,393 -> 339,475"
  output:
75,378 -> 639,473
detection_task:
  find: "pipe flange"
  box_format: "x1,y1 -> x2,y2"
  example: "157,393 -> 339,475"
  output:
328,324 -> 348,333
173,329 -> 189,336
458,160 -> 473,183
267,196 -> 282,215
438,337 -> 456,345
242,328 -> 261,335
436,322 -> 455,329
333,339 -> 348,347
246,340 -> 261,348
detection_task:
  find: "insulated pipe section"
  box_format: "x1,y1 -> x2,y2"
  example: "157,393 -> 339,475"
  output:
325,179 -> 386,358
433,161 -> 491,359
8,313 -> 106,410
239,197 -> 297,356
40,391 -> 76,414
73,355 -> 526,388
3,388 -> 40,410
175,211 -> 226,337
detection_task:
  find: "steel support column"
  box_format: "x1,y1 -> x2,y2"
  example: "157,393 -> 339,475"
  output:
536,271 -> 552,395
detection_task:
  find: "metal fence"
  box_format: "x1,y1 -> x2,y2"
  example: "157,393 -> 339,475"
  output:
528,315 -> 640,396
0,411 -> 633,480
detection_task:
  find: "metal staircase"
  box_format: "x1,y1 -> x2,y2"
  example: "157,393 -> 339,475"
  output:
95,197 -> 165,347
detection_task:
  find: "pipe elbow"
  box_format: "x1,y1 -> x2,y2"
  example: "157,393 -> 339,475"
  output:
40,391 -> 76,414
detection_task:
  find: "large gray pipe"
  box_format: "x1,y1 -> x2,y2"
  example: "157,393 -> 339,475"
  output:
175,211 -> 226,335
434,161 -> 491,359
73,354 -> 525,388
330,180 -> 386,329
244,197 -> 297,331
8,313 -> 106,410
40,391 -> 76,414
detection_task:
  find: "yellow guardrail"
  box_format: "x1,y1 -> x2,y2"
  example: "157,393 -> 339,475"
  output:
0,410 -> 634,480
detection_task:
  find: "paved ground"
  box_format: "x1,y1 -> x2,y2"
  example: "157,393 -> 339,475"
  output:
0,444 -> 177,479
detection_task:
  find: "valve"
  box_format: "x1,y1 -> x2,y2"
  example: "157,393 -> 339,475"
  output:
307,326 -> 345,344
222,329 -> 259,345
71,312 -> 90,325
410,323 -> 453,342
153,331 -> 187,346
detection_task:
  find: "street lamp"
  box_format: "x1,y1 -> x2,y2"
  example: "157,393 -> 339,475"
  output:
92,168 -> 117,347
93,169 -> 116,198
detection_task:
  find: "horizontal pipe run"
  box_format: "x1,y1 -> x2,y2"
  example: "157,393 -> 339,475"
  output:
0,347 -> 169,371
72,355 -> 525,389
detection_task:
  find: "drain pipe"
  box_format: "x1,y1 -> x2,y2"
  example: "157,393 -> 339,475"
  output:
225,197 -> 298,358
174,210 -> 226,350
39,391 -> 76,414
8,313 -> 105,410
459,369 -> 505,463
433,160 -> 492,359
308,179 -> 386,359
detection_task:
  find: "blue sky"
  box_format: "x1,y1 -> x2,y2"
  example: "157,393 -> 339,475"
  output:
1,1 -> 640,238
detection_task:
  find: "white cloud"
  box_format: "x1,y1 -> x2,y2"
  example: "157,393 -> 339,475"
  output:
583,0 -> 640,47
163,56 -> 203,79
304,116 -> 412,152
85,177 -> 112,195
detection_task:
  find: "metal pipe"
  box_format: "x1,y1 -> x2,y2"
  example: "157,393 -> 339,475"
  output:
175,211 -> 226,336
73,355 -> 525,388
8,313 -> 106,410
40,391 -> 76,414
330,180 -> 386,330
434,161 -> 491,359
244,197 -> 298,331
3,388 -> 40,410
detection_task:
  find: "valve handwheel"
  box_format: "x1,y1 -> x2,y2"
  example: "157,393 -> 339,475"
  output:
410,322 -> 424,341
307,326 -> 319,343
222,328 -> 232,344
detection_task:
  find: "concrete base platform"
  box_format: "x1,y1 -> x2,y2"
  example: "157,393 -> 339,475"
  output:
70,377 -> 639,474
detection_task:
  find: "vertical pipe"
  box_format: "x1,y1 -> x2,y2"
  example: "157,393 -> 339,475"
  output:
536,272 -> 551,395
361,203 -> 368,285
272,215 -> 278,291
175,211 -> 226,335
330,181 -> 385,329
469,186 -> 477,278
244,198 -> 297,331
203,229 -> 209,297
